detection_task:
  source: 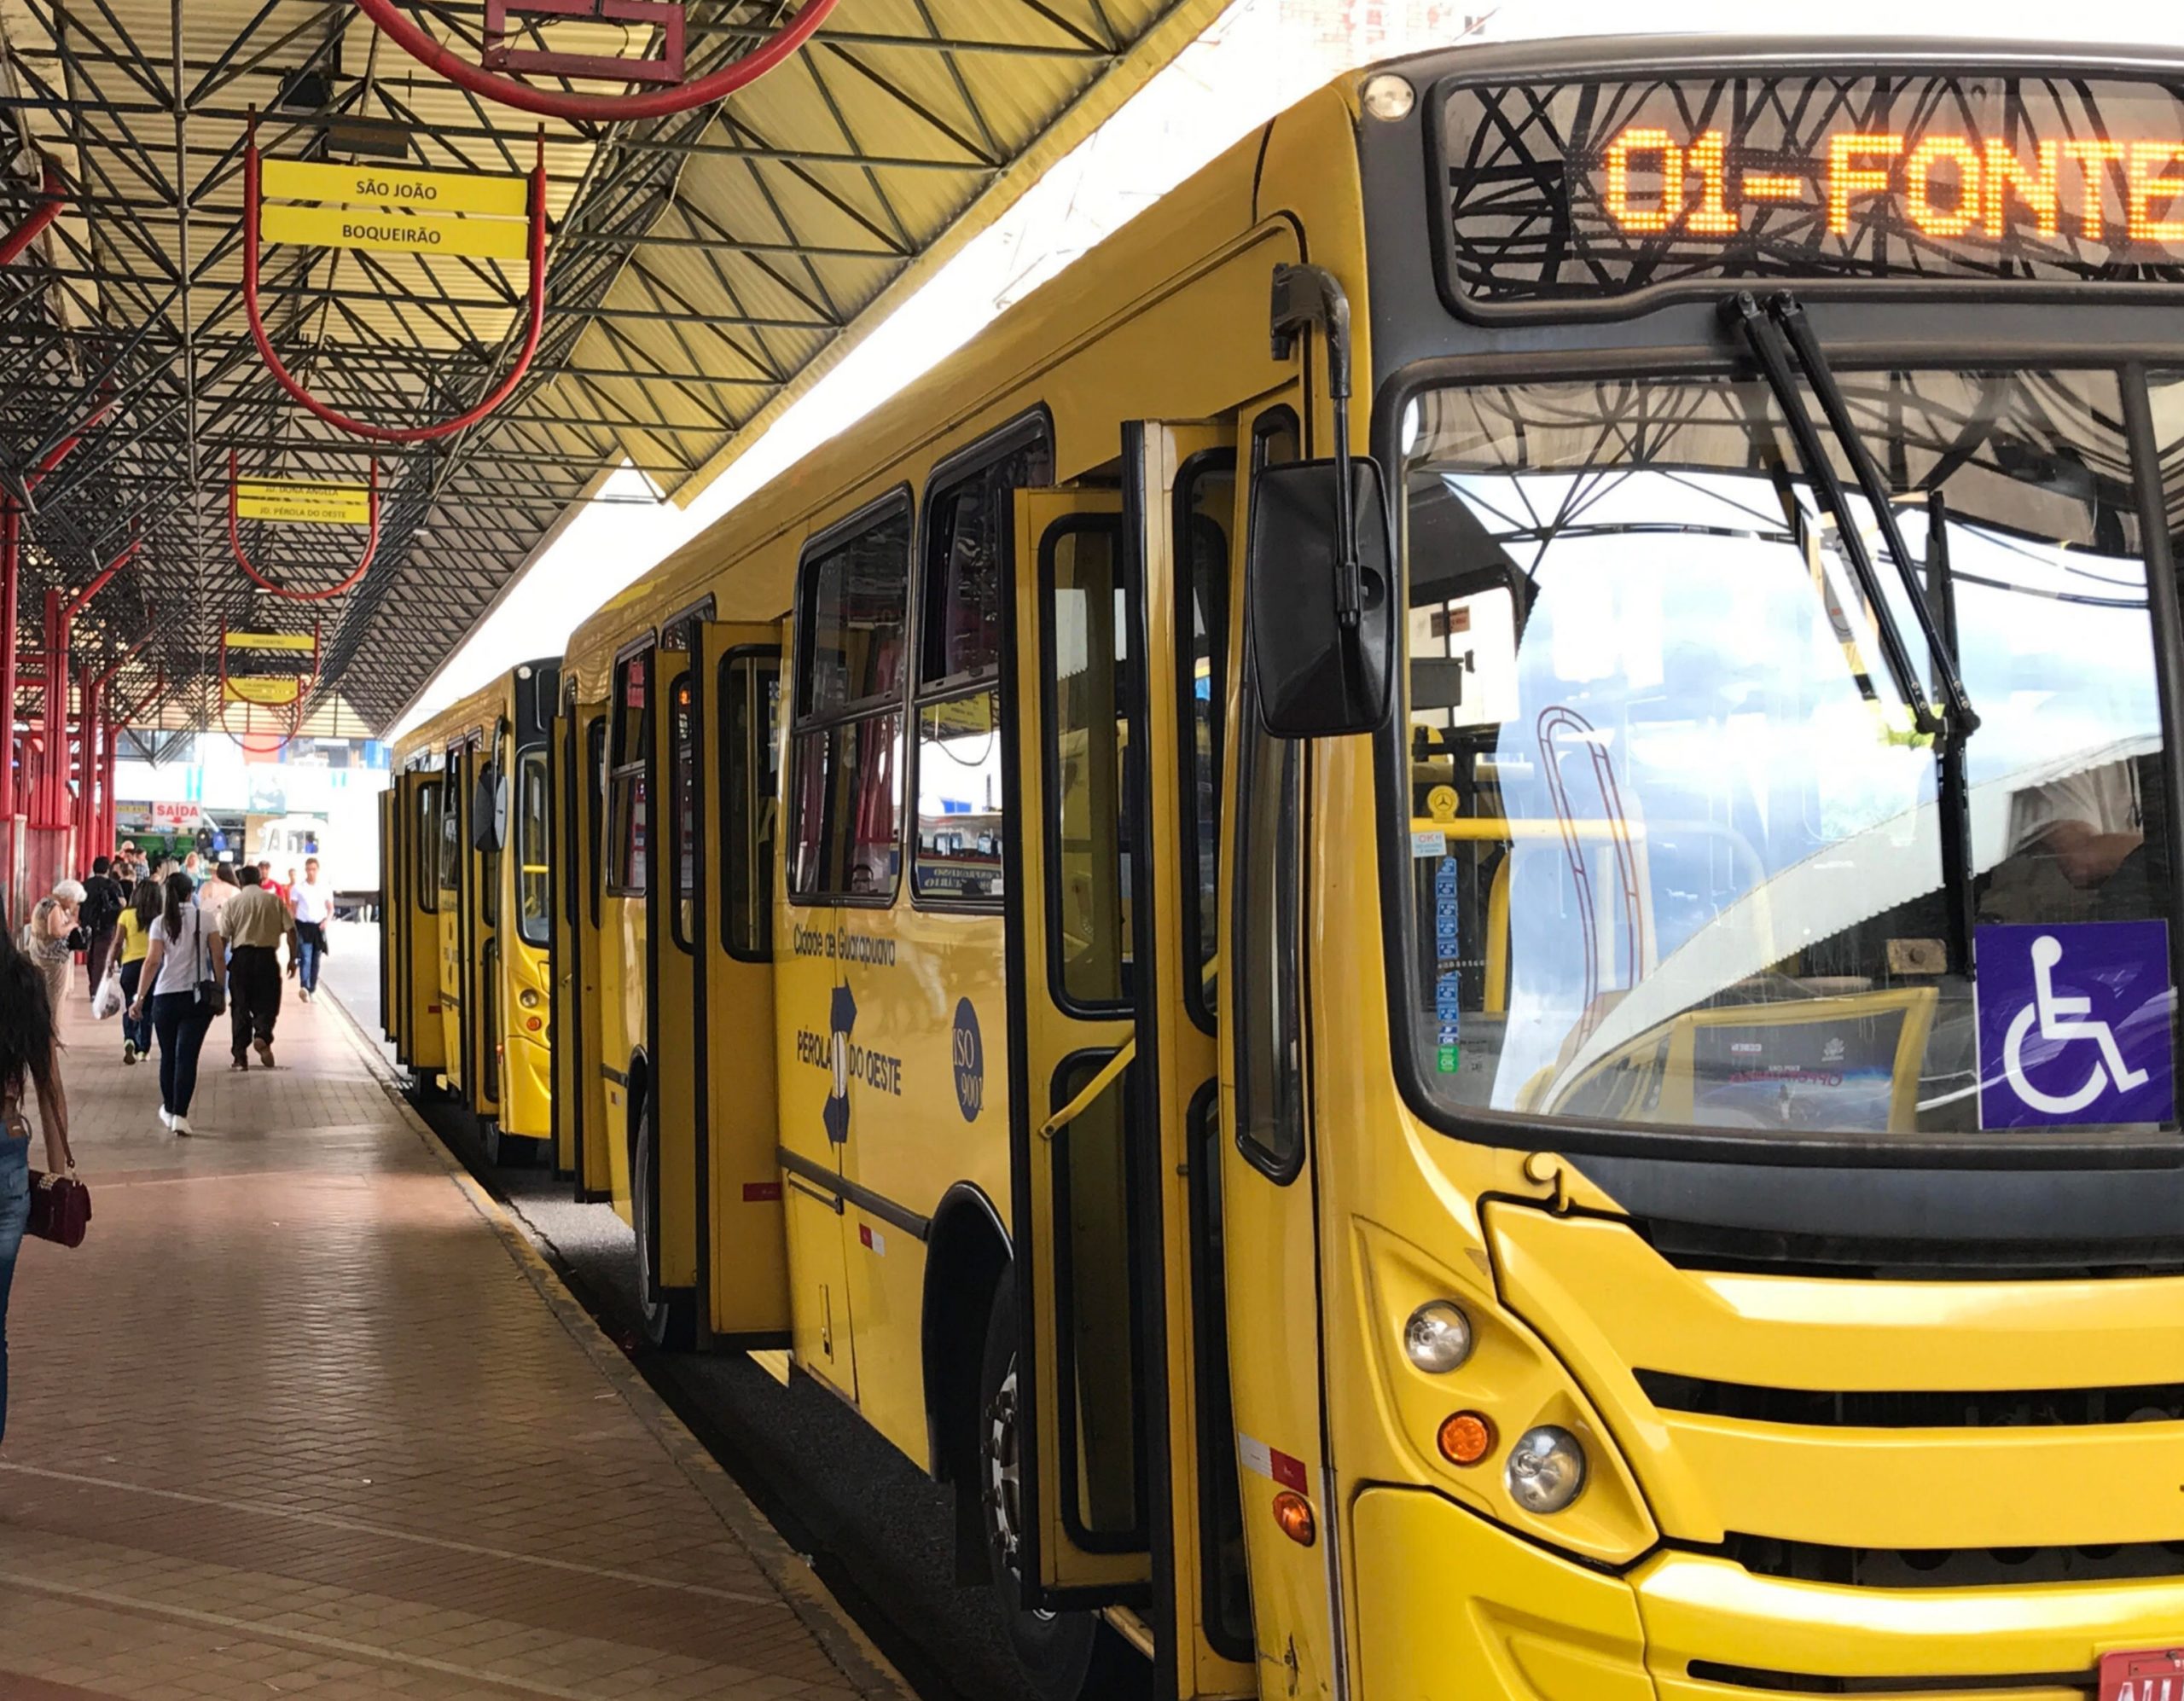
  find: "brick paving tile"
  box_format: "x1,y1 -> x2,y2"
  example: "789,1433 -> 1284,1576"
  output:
0,987 -> 905,1701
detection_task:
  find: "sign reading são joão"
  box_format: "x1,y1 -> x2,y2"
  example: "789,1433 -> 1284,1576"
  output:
1974,920 -> 2175,1129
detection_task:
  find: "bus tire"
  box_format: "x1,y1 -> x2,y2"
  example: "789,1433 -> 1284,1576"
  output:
632,1091 -> 695,1351
978,1272 -> 1141,1701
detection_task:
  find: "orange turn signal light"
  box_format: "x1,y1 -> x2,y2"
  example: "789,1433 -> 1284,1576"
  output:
526,1016 -> 543,1031
1438,1411 -> 1496,1467
1272,1489 -> 1317,1547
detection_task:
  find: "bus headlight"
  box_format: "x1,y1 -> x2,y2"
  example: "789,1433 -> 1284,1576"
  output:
520,989 -> 541,1008
1403,1300 -> 1474,1373
1362,73 -> 1414,122
1506,1425 -> 1586,1513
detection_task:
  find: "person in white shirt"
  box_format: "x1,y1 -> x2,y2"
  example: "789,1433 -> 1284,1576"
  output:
289,856 -> 333,1001
126,871 -> 226,1137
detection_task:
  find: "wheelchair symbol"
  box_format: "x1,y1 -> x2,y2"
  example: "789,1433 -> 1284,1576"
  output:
2001,933 -> 2151,1118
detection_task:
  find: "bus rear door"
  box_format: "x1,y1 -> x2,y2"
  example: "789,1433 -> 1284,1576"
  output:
378,788 -> 398,1047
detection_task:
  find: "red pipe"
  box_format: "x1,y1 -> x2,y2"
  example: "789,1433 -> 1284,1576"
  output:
244,132 -> 549,444
0,164 -> 64,268
61,531 -> 140,624
26,394 -> 116,495
229,452 -> 380,598
351,0 -> 837,122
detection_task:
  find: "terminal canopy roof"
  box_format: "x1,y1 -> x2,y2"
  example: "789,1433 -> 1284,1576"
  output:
0,0 -> 1220,731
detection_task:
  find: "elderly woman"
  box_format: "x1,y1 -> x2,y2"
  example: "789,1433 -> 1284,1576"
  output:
22,880 -> 84,1010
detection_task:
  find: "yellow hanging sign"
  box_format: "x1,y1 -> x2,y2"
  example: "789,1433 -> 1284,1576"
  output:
235,479 -> 372,527
258,203 -> 528,260
224,676 -> 305,705
261,158 -> 528,218
226,631 -> 318,653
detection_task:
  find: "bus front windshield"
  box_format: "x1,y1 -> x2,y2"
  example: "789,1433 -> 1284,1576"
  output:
1399,368 -> 2181,1141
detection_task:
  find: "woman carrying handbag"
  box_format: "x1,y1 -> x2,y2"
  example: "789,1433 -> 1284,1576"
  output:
0,914 -> 75,1444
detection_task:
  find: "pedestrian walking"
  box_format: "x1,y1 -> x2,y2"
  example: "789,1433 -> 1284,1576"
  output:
255,861 -> 287,904
220,867 -> 297,1071
78,856 -> 123,997
115,877 -> 160,1065
198,860 -> 238,935
0,921 -> 73,1444
182,850 -> 204,889
290,856 -> 332,1002
127,872 -> 224,1137
22,880 -> 84,1010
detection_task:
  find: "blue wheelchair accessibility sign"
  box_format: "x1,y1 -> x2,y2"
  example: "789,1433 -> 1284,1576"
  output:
1975,920 -> 2174,1129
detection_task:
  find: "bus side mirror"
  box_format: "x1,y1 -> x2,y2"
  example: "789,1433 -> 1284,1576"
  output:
1246,456 -> 1395,737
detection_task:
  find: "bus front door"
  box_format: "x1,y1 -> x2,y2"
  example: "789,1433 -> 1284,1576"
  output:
378,789 -> 398,1047
695,623 -> 790,1345
396,768 -> 447,1076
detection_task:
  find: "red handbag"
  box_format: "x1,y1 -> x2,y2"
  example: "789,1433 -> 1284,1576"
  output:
27,1168 -> 90,1248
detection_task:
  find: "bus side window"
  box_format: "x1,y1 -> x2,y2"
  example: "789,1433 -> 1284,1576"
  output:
790,495 -> 912,902
1234,409 -> 1305,1181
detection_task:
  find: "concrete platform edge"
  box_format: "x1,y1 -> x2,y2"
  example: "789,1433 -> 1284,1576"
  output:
319,989 -> 913,1701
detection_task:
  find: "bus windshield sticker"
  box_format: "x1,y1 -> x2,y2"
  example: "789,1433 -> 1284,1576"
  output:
1973,921 -> 2174,1129
1438,72 -> 2184,305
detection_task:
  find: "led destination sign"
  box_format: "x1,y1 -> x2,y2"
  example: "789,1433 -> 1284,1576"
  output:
1438,72 -> 2184,305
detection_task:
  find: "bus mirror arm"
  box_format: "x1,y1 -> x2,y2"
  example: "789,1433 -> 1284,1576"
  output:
1269,264 -> 1362,628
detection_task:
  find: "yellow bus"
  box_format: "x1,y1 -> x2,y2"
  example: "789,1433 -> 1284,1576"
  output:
381,663 -> 559,1164
549,35 -> 2184,1701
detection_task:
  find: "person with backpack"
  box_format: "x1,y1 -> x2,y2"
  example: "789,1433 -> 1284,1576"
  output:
78,856 -> 122,997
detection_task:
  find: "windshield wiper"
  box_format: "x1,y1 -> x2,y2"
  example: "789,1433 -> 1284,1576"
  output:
1723,290 -> 1982,745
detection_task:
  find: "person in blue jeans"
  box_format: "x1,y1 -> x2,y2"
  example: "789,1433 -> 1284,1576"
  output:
127,872 -> 226,1138
288,856 -> 332,1001
0,914 -> 74,1444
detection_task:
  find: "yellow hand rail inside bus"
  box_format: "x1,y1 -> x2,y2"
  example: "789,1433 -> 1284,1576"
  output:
1038,1037 -> 1136,1141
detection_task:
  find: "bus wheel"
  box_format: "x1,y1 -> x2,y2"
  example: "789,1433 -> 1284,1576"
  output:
632,1094 -> 694,1350
978,1273 -> 1141,1701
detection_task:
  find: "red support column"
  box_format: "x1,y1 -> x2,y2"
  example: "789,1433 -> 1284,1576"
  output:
0,499 -> 17,924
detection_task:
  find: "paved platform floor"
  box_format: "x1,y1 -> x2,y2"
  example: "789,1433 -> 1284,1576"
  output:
0,970 -> 906,1701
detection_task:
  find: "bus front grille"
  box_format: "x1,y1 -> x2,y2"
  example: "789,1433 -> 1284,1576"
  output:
1717,1532 -> 2184,1589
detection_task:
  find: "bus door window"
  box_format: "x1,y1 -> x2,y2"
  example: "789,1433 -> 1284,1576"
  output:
1234,410 -> 1305,1178
792,496 -> 910,901
1177,453 -> 1234,1026
416,777 -> 440,915
720,653 -> 781,961
913,428 -> 1051,907
667,671 -> 697,949
438,751 -> 462,897
478,744 -> 500,933
585,715 -> 607,926
1043,518 -> 1130,1005
517,746 -> 550,949
607,651 -> 651,897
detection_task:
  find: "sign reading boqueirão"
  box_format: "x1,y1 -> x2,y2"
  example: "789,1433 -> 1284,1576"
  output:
258,159 -> 529,259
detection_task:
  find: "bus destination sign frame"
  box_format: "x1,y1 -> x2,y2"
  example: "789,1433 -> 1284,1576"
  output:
1432,67 -> 2184,317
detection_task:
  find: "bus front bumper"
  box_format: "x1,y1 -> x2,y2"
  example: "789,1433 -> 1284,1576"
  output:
1352,1486 -> 2183,1701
